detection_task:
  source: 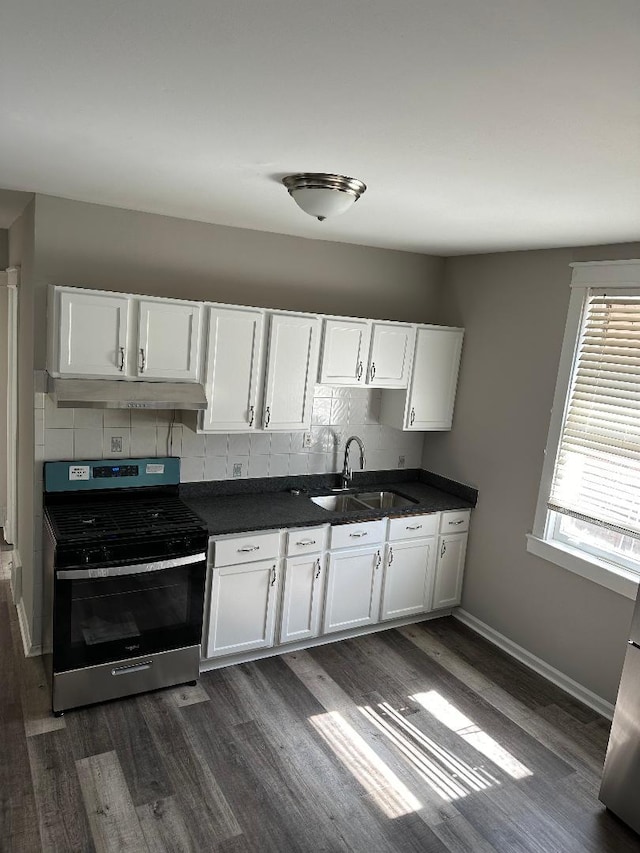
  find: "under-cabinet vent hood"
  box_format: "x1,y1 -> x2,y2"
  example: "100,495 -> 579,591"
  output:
48,376 -> 207,410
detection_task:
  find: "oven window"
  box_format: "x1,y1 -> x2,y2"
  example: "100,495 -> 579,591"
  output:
54,564 -> 205,671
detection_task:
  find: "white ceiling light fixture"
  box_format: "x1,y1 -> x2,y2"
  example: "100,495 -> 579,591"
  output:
282,173 -> 367,221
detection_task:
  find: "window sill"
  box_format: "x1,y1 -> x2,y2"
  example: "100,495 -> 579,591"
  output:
526,534 -> 639,600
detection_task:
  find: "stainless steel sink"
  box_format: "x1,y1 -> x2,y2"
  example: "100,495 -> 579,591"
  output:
310,494 -> 368,511
310,489 -> 418,512
354,490 -> 418,510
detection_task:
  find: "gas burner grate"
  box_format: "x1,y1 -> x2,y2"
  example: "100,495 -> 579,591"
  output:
47,496 -> 204,542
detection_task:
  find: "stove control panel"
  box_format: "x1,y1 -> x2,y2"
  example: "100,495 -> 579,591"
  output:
93,465 -> 139,479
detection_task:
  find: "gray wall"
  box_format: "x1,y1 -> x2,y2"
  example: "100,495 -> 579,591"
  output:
422,243 -> 640,705
0,229 -> 8,269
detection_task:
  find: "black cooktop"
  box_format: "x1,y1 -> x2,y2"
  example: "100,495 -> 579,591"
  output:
45,493 -> 206,544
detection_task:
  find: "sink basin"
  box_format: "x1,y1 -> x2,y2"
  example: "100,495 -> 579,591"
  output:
310,494 -> 368,511
310,489 -> 418,512
353,490 -> 418,510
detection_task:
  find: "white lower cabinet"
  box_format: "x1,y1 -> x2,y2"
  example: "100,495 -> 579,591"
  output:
323,545 -> 383,634
432,532 -> 468,610
279,554 -> 325,644
207,558 -> 280,658
380,538 -> 436,621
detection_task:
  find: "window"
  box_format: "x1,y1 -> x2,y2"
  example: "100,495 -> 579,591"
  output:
528,261 -> 640,599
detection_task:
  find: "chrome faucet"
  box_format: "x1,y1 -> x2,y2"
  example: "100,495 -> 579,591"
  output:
341,435 -> 366,489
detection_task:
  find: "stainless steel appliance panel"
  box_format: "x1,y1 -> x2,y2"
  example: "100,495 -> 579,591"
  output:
52,644 -> 200,713
599,641 -> 640,834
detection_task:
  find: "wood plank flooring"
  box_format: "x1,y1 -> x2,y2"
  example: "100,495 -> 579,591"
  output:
1,575 -> 639,853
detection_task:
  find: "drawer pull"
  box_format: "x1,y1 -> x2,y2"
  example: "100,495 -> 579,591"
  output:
349,531 -> 368,538
112,661 -> 152,676
406,524 -> 422,531
448,520 -> 465,526
238,545 -> 260,553
296,539 -> 316,547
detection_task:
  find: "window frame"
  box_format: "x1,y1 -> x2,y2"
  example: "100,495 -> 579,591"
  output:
527,260 -> 640,601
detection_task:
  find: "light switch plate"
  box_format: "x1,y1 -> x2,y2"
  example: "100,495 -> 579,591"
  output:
232,462 -> 243,478
111,436 -> 123,453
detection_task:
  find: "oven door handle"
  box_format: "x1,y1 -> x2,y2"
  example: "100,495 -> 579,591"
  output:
56,552 -> 206,580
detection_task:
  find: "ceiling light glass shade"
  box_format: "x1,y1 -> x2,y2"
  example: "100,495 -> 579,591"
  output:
282,173 -> 367,221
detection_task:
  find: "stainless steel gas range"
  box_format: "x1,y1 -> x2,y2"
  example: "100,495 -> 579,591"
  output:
43,457 -> 207,716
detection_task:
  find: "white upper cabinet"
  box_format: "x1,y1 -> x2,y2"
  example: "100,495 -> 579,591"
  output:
318,318 -> 414,388
262,312 -> 320,431
318,319 -> 371,385
202,306 -> 265,432
137,298 -> 202,381
380,326 -> 464,431
51,287 -> 203,382
367,322 -> 414,387
57,289 -> 131,377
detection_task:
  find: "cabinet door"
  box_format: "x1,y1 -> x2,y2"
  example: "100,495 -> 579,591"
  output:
137,299 -> 202,381
262,313 -> 320,430
318,319 -> 371,386
58,290 -> 130,377
323,546 -> 383,634
380,538 -> 435,621
202,307 -> 264,432
367,322 -> 414,388
432,533 -> 467,610
206,559 -> 279,658
406,327 -> 463,430
279,554 -> 325,644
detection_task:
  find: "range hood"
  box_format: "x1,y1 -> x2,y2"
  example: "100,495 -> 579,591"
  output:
48,376 -> 208,410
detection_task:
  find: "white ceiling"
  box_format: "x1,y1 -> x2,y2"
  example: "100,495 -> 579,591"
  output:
1,0 -> 639,254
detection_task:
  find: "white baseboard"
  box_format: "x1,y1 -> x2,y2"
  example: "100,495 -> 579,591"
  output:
16,597 -> 42,657
454,608 -> 614,720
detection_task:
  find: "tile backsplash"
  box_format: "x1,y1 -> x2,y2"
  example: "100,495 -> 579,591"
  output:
40,385 -> 424,483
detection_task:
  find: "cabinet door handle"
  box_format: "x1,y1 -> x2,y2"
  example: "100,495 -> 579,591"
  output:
410,408 -> 416,426
271,565 -> 277,586
118,346 -> 125,371
406,524 -> 422,531
370,362 -> 376,381
441,541 -> 446,558
264,406 -> 271,428
296,539 -> 316,547
388,547 -> 393,565
349,531 -> 368,538
448,520 -> 464,526
139,347 -> 146,373
315,558 -> 321,579
375,550 -> 381,569
238,545 -> 260,553
248,405 -> 255,427
356,360 -> 363,381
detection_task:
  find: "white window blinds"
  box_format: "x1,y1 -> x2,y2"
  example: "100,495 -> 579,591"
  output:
548,294 -> 640,538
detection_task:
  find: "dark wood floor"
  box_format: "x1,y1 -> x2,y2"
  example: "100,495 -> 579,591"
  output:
2,578 -> 639,853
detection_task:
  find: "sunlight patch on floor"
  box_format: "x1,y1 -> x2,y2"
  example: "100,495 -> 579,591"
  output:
309,709 -> 422,818
359,701 -> 499,801
412,690 -> 533,780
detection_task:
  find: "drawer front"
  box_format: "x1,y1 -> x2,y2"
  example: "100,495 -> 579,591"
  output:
439,510 -> 471,534
330,519 -> 385,550
286,526 -> 328,557
387,513 -> 438,541
214,530 -> 281,567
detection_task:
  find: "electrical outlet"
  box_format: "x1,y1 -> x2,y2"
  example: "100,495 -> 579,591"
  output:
398,455 -> 406,469
232,462 -> 243,478
111,436 -> 123,453
303,432 -> 313,449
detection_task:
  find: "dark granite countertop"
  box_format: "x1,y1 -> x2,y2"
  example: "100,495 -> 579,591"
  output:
181,469 -> 477,537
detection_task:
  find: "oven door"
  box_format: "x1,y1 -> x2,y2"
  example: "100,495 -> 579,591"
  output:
53,553 -> 206,672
